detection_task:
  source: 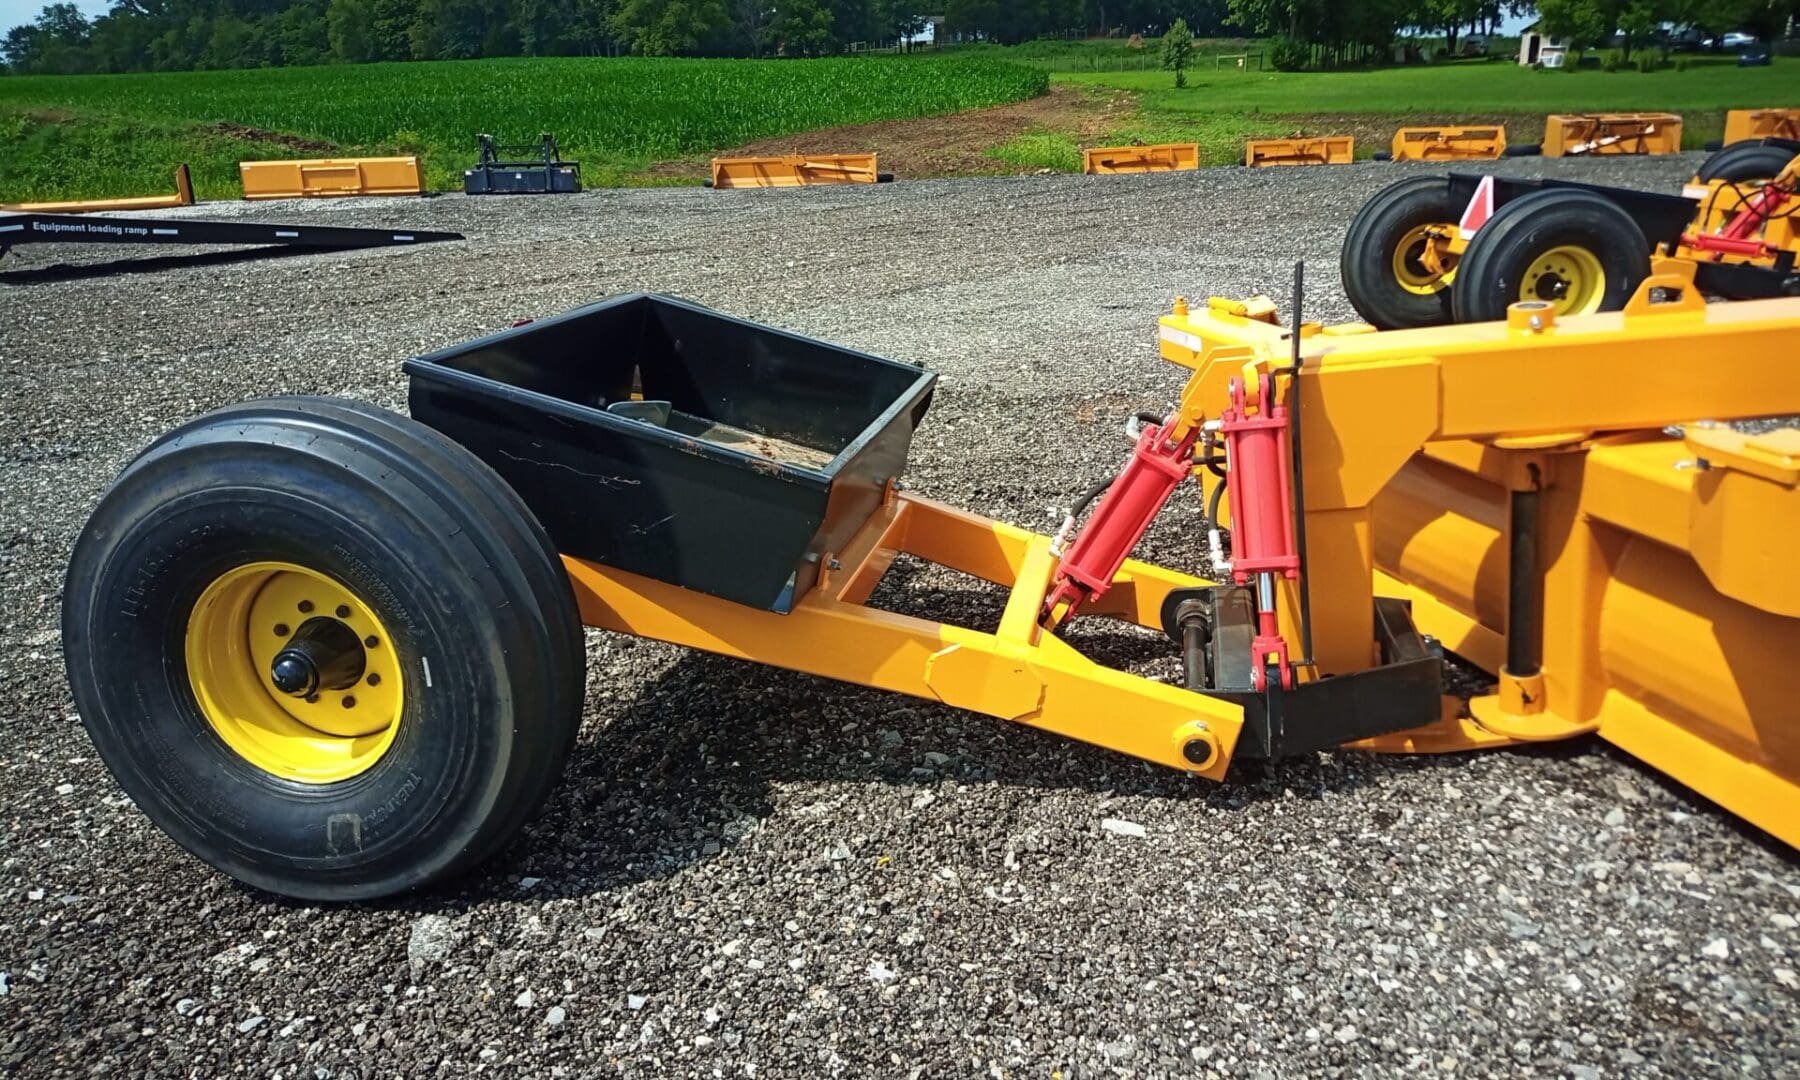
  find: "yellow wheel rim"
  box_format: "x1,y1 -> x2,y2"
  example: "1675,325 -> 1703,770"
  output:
1520,244 -> 1606,316
185,562 -> 404,784
1391,223 -> 1458,296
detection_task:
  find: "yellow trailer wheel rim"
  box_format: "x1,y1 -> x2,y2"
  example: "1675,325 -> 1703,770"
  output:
185,562 -> 404,784
1391,224 -> 1458,295
1520,244 -> 1606,315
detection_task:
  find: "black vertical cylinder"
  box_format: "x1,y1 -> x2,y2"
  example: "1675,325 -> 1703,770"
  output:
1506,489 -> 1543,676
1183,619 -> 1209,690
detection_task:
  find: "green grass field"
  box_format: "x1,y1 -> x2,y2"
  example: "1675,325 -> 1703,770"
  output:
2,45 -> 1797,201
0,56 -> 1046,200
1061,54 -> 1800,116
982,53 -> 1800,170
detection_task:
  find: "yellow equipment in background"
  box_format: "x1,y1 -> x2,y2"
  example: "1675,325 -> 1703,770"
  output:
1082,143 -> 1200,174
1389,126 -> 1507,162
1542,113 -> 1683,156
2,164 -> 194,214
1245,136 -> 1355,167
708,154 -> 882,189
238,157 -> 427,200
1723,108 -> 1800,145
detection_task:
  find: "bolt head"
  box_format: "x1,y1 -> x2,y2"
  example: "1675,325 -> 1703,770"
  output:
270,654 -> 317,697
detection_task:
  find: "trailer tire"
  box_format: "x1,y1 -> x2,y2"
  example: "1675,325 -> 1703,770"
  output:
1451,189 -> 1649,323
63,396 -> 585,901
1341,176 -> 1462,329
1695,142 -> 1797,184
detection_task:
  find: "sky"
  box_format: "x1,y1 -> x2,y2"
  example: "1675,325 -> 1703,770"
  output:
4,0 -> 110,36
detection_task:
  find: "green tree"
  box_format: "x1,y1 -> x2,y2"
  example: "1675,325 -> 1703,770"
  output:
1160,14 -> 1194,86
609,0 -> 730,54
1536,0 -> 1616,51
1410,0 -> 1481,55
770,0 -> 834,53
1614,0 -> 1665,58
327,0 -> 378,60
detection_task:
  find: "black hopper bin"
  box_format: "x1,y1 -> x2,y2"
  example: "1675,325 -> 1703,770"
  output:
405,294 -> 936,611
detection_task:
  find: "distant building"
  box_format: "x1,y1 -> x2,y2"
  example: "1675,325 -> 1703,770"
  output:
1518,21 -> 1569,66
906,16 -> 944,46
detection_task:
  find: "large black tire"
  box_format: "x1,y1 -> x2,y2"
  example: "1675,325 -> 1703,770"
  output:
1341,176 -> 1462,329
1451,189 -> 1650,323
1695,142 -> 1796,184
63,396 -> 585,901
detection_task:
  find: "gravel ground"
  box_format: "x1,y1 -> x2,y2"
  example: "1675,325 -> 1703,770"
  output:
3,153 -> 1797,1079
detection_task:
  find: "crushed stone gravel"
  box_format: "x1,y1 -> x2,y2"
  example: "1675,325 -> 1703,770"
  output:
2,153 -> 1797,1078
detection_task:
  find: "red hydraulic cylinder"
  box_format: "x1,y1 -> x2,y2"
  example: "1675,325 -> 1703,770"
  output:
1220,375 -> 1299,583
1043,419 -> 1196,620
1219,374 -> 1299,690
1684,184 -> 1789,259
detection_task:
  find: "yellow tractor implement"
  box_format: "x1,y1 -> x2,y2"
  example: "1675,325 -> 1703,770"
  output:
1159,277 -> 1800,848
1542,113 -> 1683,157
238,157 -> 427,200
1389,126 -> 1507,162
2,164 -> 194,214
1723,108 -> 1800,145
1344,145 -> 1800,330
1245,136 -> 1354,167
1082,143 -> 1201,174
708,154 -> 884,189
60,282 -> 1800,900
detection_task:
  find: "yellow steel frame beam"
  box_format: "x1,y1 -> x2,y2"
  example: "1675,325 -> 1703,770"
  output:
1542,113 -> 1682,157
239,157 -> 426,200
1390,126 -> 1507,162
1722,108 -> 1800,145
709,154 -> 880,189
1245,136 -> 1354,167
3,164 -> 194,214
563,492 -> 1245,778
1082,143 -> 1200,174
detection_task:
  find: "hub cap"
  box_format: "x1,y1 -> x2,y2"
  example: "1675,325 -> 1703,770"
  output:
1520,244 -> 1606,315
185,562 -> 404,783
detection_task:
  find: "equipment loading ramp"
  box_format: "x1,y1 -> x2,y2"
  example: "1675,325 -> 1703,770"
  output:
0,212 -> 463,255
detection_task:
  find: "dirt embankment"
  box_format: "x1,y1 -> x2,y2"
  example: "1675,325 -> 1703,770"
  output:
645,83 -> 1134,179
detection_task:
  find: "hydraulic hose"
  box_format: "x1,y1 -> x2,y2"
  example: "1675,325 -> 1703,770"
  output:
1051,472 -> 1118,554
1206,475 -> 1229,575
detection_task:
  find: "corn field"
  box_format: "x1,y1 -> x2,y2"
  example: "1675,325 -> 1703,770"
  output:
0,56 -> 1048,199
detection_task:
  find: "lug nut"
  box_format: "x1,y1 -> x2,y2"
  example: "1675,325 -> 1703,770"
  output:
336,604 -> 352,619
298,600 -> 314,613
342,696 -> 357,709
366,673 -> 381,687
364,635 -> 379,648
273,623 -> 290,637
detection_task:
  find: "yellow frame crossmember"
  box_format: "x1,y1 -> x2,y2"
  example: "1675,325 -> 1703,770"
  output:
564,491 -> 1244,778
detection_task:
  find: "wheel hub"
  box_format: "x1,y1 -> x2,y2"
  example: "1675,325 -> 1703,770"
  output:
269,616 -> 367,698
185,562 -> 404,784
1520,244 -> 1606,316
1532,271 -> 1571,300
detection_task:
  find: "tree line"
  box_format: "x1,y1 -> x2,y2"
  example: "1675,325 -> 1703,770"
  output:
2,0 -> 1793,74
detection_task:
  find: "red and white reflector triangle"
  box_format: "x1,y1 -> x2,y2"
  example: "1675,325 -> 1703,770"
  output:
1458,175 -> 1495,239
